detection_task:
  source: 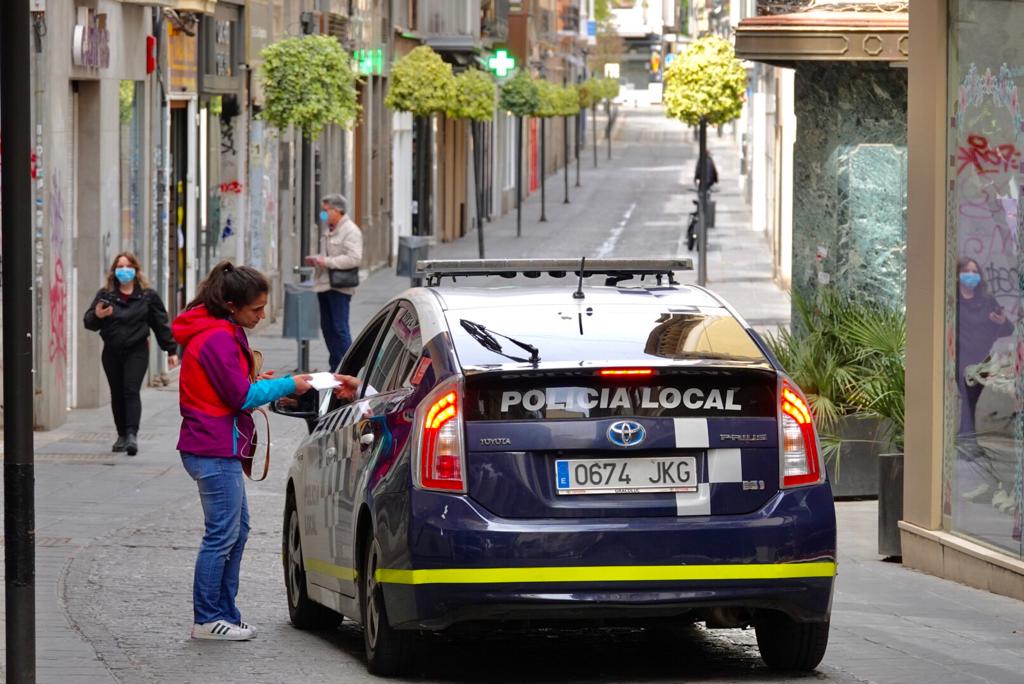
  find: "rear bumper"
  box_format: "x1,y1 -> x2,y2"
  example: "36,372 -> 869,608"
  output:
384,485 -> 836,630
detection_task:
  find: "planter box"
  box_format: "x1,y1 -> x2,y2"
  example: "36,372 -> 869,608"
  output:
824,415 -> 888,499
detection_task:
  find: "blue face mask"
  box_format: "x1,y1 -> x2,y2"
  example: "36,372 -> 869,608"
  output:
959,272 -> 981,289
115,267 -> 136,284
319,210 -> 330,223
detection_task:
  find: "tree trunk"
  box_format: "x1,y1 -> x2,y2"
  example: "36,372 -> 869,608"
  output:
698,116 -> 708,286
563,115 -> 570,203
540,117 -> 547,222
472,121 -> 485,258
592,105 -> 598,167
516,115 -> 523,238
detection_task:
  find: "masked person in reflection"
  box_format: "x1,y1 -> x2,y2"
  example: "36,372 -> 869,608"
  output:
83,252 -> 178,456
172,261 -> 359,642
306,193 -> 363,371
956,257 -> 1013,503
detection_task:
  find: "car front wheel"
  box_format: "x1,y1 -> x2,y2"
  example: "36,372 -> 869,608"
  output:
361,536 -> 417,676
283,491 -> 340,630
755,612 -> 830,671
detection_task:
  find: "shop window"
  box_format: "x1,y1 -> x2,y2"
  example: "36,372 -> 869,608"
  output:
946,0 -> 1024,559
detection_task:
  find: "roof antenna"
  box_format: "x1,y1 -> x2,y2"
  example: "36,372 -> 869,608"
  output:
573,257 -> 586,300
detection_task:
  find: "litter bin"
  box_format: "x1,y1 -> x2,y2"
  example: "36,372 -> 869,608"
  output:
397,235 -> 431,286
283,281 -> 320,341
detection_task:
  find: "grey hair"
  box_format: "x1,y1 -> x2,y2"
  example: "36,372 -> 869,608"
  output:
321,193 -> 347,214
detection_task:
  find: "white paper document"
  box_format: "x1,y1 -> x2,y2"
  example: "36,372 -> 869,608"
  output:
307,372 -> 341,391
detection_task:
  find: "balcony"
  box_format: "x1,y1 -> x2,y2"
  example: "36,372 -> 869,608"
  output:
417,0 -> 481,49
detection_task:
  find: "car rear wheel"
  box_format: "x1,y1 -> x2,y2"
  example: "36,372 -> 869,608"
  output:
283,492 -> 340,630
361,536 -> 417,676
755,612 -> 830,671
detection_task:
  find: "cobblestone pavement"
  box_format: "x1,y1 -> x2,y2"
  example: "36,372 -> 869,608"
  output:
4,107 -> 1024,683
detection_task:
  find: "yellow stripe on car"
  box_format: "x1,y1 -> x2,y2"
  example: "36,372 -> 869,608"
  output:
374,562 -> 837,585
305,558 -> 357,581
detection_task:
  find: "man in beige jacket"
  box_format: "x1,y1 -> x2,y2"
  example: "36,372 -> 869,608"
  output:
306,193 -> 363,370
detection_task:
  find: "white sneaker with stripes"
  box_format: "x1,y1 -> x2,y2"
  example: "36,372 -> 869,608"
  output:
236,620 -> 257,637
191,620 -> 254,641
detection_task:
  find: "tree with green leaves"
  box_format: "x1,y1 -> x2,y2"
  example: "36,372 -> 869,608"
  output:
532,80 -> 562,222
260,34 -> 360,309
260,34 -> 361,138
663,35 -> 746,285
448,69 -> 496,257
595,77 -> 620,160
556,85 -> 581,203
500,70 -> 540,237
386,46 -> 457,237
385,45 -> 455,116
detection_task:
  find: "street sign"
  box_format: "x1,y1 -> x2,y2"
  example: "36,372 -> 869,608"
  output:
587,20 -> 596,37
665,52 -> 677,67
488,49 -> 516,78
604,63 -> 620,79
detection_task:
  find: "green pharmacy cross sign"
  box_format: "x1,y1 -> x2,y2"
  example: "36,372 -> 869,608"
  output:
353,48 -> 384,75
488,49 -> 516,78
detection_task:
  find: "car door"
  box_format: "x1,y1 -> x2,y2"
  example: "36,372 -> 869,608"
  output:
329,302 -> 424,598
303,306 -> 393,596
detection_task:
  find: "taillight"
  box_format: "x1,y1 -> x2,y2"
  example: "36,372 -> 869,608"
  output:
413,379 -> 467,493
779,380 -> 822,488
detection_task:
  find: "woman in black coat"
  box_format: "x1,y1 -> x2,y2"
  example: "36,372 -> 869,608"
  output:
84,252 -> 178,455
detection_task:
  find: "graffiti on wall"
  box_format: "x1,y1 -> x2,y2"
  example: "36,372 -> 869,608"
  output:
48,171 -> 67,389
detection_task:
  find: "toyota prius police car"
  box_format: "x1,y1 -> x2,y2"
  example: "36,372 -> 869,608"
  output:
273,258 -> 836,676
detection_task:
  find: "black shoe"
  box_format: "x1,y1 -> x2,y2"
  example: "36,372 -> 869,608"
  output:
112,435 -> 128,453
125,433 -> 138,456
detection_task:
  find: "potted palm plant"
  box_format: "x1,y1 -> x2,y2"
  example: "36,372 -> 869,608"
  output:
766,291 -> 905,499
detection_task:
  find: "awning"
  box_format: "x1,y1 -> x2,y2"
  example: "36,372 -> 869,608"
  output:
735,10 -> 908,66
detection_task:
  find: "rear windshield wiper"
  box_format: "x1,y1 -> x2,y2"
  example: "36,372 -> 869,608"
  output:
460,319 -> 541,366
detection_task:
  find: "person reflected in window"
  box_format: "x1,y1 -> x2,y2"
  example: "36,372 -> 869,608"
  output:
956,257 -> 1012,503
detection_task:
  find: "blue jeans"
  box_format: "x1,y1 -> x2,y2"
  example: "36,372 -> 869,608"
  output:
181,454 -> 249,625
318,290 -> 352,371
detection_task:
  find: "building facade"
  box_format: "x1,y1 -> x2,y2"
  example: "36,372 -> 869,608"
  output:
906,0 -> 1024,599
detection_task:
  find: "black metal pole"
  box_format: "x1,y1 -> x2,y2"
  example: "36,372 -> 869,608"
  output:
4,1 -> 37,680
563,115 -> 570,203
299,134 -> 311,371
592,105 -> 598,167
698,116 -> 708,287
540,117 -> 547,222
575,113 -> 581,187
516,115 -> 523,238
606,101 -> 612,160
472,121 -> 485,258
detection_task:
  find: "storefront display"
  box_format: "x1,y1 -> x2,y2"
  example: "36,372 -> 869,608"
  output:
946,0 -> 1024,558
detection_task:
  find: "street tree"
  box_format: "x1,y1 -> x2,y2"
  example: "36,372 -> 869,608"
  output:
532,79 -> 561,222
556,84 -> 581,203
663,34 -> 746,285
576,79 -> 597,179
261,34 -> 361,139
260,34 -> 360,358
385,46 -> 456,237
500,69 -> 540,238
596,77 -> 620,160
448,69 -> 496,257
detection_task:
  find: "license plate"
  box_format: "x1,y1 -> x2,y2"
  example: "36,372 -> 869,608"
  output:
555,455 -> 698,495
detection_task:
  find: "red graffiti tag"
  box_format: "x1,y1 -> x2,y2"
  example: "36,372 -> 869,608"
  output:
957,134 -> 1021,176
219,180 -> 243,194
48,258 -> 68,368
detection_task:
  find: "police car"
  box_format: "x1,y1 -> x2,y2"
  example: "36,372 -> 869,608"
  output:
274,259 -> 836,676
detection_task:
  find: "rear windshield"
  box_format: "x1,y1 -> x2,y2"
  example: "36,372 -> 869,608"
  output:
448,305 -> 768,368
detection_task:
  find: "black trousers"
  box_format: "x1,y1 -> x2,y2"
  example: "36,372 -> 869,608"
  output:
101,341 -> 149,436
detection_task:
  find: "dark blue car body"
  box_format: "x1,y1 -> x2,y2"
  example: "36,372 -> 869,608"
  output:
281,270 -> 836,675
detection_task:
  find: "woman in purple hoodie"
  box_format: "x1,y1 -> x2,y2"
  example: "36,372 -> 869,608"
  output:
172,262 -> 317,641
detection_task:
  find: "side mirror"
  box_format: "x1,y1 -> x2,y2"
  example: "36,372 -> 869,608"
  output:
270,392 -> 318,420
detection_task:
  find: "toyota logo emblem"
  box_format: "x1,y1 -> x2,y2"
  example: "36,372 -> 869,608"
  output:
607,420 -> 646,448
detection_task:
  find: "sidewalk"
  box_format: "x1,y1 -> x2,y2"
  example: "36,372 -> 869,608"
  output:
9,108 -> 1023,684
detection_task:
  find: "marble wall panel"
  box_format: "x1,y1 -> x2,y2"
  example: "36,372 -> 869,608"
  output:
792,62 -> 908,315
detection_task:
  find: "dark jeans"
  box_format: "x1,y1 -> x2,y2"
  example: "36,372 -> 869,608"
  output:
101,341 -> 149,436
317,290 -> 352,371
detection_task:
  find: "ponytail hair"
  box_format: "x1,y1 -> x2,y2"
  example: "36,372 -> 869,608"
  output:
188,260 -> 270,318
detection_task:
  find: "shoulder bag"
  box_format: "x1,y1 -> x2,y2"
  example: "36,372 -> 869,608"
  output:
242,348 -> 271,482
328,267 -> 360,289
